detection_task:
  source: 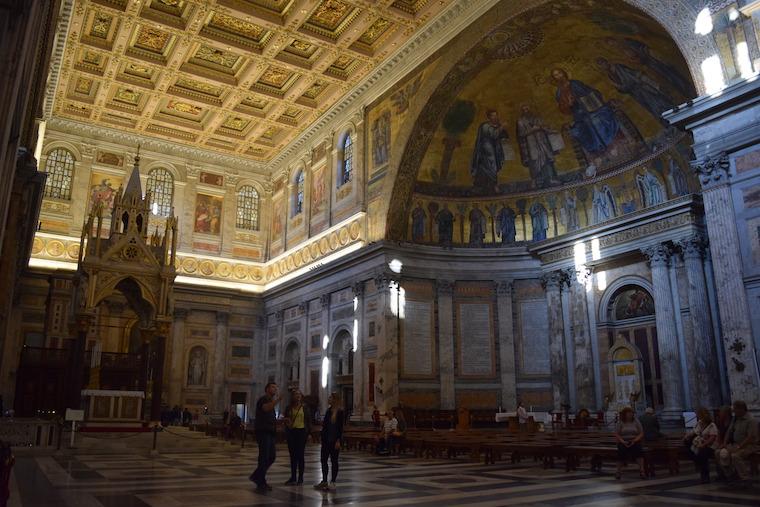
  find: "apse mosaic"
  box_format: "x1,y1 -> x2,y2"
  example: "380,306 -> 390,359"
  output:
395,0 -> 698,246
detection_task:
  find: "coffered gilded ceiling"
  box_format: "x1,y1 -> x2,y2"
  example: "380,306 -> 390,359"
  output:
53,0 -> 453,163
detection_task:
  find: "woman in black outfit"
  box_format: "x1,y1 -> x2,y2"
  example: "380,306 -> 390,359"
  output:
314,392 -> 344,491
283,390 -> 311,485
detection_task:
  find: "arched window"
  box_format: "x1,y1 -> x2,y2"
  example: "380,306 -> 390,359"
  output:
339,134 -> 353,187
43,148 -> 75,200
294,171 -> 305,216
146,168 -> 174,216
236,185 -> 260,231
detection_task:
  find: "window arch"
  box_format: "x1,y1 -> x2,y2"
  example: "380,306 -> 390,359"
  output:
236,185 -> 260,231
293,170 -> 305,216
339,134 -> 353,187
146,168 -> 174,216
43,148 -> 75,200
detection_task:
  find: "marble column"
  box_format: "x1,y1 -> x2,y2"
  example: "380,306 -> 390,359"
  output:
566,268 -> 595,410
678,234 -> 722,409
495,280 -> 517,411
168,308 -> 187,406
352,282 -> 365,419
375,272 -> 399,412
213,311 -> 229,413
642,244 -> 684,421
298,302 -> 309,394
693,154 -> 760,409
542,270 -> 569,411
319,294 -> 330,411
437,280 -> 455,410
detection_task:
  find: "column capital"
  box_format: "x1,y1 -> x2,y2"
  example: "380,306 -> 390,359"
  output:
216,311 -> 229,325
275,309 -> 285,322
298,301 -> 308,314
691,152 -> 730,190
373,271 -> 396,291
678,234 -> 709,260
352,281 -> 364,298
437,279 -> 455,295
320,294 -> 331,307
641,244 -> 672,267
540,270 -> 569,291
495,280 -> 513,295
174,307 -> 188,320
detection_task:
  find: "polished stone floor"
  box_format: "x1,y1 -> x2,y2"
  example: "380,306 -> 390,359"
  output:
8,443 -> 760,506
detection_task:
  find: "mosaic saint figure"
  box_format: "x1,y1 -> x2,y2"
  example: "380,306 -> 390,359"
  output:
372,111 -> 391,167
435,204 -> 455,246
667,159 -> 689,196
592,185 -> 617,224
596,57 -> 674,124
468,205 -> 487,246
610,37 -> 691,97
516,104 -> 561,188
411,202 -> 426,242
636,169 -> 665,207
496,205 -> 517,244
560,191 -> 580,232
529,202 -> 549,241
552,68 -> 621,156
470,109 -> 509,192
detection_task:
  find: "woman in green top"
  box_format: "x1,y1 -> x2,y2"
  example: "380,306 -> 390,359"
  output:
283,390 -> 311,485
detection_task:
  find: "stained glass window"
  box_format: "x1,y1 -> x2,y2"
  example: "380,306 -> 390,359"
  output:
236,185 -> 260,231
294,171 -> 304,215
340,134 -> 353,186
146,168 -> 174,216
43,149 -> 75,200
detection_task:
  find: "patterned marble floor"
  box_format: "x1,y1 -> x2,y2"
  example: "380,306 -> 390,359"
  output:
8,444 -> 760,506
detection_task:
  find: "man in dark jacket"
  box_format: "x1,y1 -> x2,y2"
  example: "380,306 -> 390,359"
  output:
639,407 -> 662,441
249,382 -> 281,492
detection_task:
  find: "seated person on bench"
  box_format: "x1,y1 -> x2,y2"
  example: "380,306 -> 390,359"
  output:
614,406 -> 645,480
376,410 -> 398,455
717,400 -> 758,485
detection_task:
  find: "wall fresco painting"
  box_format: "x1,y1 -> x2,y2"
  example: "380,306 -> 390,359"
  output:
194,193 -> 223,235
88,172 -> 123,213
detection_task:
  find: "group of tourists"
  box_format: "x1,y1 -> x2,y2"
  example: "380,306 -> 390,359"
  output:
614,400 -> 758,484
248,382 -> 344,494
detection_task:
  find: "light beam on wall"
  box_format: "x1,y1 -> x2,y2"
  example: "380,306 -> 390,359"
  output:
695,8 -> 713,35
322,334 -> 329,350
574,241 -> 586,270
388,259 -> 403,274
736,42 -> 754,79
321,356 -> 329,388
352,318 -> 358,352
701,55 -> 726,94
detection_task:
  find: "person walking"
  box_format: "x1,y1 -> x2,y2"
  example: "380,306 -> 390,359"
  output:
284,390 -> 311,485
315,392 -> 344,491
249,382 -> 281,493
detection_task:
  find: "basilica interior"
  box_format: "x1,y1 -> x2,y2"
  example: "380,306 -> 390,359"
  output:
1,0 -> 760,505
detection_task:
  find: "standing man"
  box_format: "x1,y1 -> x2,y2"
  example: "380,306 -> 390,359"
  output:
250,382 -> 282,492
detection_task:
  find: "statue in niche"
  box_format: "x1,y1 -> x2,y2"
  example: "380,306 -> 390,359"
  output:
667,159 -> 689,197
595,57 -> 675,125
591,185 -> 617,224
560,191 -> 580,232
469,205 -> 487,246
411,202 -> 426,242
435,204 -> 455,247
516,104 -> 562,188
636,169 -> 665,208
470,109 -> 510,192
496,205 -> 517,244
529,202 -> 549,241
188,347 -> 207,386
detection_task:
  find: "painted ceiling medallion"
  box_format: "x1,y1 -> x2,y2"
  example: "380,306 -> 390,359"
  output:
258,66 -> 293,88
90,12 -> 113,39
302,80 -> 326,99
308,0 -> 354,30
114,88 -> 140,105
359,18 -> 391,45
209,12 -> 267,41
167,100 -> 202,115
135,26 -> 172,53
75,77 -> 93,94
222,116 -> 250,131
82,50 -> 102,66
175,77 -> 223,97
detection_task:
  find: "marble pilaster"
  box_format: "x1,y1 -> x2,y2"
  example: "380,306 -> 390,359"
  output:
319,294 -> 330,410
678,235 -> 722,408
693,154 -> 760,408
495,280 -> 517,411
542,270 -> 569,411
213,311 -> 229,413
168,308 -> 187,406
374,272 -> 399,412
298,302 -> 309,394
180,166 -> 198,251
352,282 -> 365,418
437,280 -> 455,410
566,268 -> 595,410
642,244 -> 684,420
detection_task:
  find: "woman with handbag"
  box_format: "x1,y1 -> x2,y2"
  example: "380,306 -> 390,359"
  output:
283,390 -> 311,485
684,407 -> 719,483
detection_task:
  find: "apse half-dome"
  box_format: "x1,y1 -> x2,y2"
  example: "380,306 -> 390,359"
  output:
397,0 -> 697,246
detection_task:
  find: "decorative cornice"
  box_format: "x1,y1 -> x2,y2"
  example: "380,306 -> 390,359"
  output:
42,0 -> 75,119
641,244 -> 672,267
691,152 -> 730,189
46,117 -> 268,175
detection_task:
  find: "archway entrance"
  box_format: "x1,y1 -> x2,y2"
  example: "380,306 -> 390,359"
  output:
600,284 -> 663,409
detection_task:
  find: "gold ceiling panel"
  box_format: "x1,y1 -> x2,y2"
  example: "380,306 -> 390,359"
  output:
51,0 -> 453,163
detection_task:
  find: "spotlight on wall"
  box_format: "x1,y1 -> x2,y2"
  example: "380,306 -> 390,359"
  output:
352,318 -> 358,352
694,8 -> 713,36
388,259 -> 403,274
322,334 -> 329,350
321,356 -> 329,388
